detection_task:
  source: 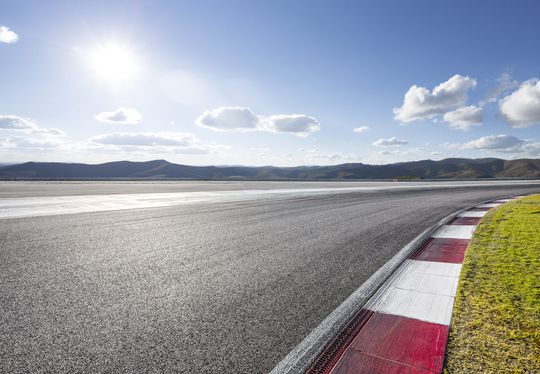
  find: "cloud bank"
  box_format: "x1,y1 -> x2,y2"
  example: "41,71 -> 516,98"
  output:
94,107 -> 143,124
464,134 -> 524,151
394,74 -> 477,123
89,132 -> 224,154
196,106 -> 320,137
1,136 -> 65,150
463,134 -> 540,156
0,115 -> 64,136
0,115 -> 67,154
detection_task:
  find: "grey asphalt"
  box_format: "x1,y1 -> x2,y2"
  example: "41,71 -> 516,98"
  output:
1,181 -> 539,373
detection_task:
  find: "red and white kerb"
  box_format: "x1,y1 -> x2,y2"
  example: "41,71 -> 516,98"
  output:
322,197 -> 521,374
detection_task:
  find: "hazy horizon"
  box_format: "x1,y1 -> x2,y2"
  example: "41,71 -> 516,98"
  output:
2,155 -> 540,169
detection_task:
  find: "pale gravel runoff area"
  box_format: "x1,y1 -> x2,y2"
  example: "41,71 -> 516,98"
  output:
1,181 -> 540,373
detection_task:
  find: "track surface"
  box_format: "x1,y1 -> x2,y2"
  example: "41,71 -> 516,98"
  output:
1,181 -> 539,373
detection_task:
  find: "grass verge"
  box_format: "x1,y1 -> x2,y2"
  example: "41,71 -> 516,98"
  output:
444,195 -> 540,373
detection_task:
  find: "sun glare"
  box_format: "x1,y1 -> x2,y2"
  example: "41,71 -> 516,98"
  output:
87,42 -> 141,84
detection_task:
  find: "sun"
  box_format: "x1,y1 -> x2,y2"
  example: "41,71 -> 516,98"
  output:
86,42 -> 141,84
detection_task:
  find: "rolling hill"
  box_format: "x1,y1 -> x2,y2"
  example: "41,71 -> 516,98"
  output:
0,158 -> 539,180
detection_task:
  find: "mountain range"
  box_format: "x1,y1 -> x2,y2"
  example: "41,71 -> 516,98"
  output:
1,158 -> 539,180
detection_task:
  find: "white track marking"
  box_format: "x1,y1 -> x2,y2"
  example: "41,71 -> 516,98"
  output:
431,225 -> 475,239
0,182 -> 534,219
459,210 -> 488,217
0,187 -> 431,219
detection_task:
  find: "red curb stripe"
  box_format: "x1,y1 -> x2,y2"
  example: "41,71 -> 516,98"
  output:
333,312 -> 448,373
410,238 -> 469,264
307,309 -> 374,374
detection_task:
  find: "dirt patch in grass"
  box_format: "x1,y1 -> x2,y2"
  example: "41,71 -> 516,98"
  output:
444,195 -> 540,373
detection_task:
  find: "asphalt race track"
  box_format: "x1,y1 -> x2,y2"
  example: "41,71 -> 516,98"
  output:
1,181 -> 539,373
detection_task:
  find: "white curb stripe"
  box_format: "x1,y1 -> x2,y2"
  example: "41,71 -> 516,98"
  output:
366,198 -> 517,325
365,260 -> 461,325
364,197 -> 516,327
396,272 -> 460,296
431,225 -> 475,239
405,259 -> 462,278
459,210 -> 488,217
392,260 -> 461,296
476,203 -> 502,208
369,289 -> 455,326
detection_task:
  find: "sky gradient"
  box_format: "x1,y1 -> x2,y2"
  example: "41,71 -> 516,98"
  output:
1,0 -> 540,166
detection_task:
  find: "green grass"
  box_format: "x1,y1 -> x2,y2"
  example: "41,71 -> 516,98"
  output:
444,195 -> 540,373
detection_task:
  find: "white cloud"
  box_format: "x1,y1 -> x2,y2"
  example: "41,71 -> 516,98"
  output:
373,137 -> 408,146
0,115 -> 64,136
394,74 -> 477,122
443,105 -> 483,131
484,73 -> 519,103
522,142 -> 540,156
499,79 -> 540,128
0,115 -> 35,131
89,132 -> 224,154
264,114 -> 320,137
34,127 -> 65,136
0,26 -> 18,43
196,107 -> 259,131
94,107 -> 143,124
464,134 -> 524,151
1,136 -> 65,150
196,106 -> 320,137
461,134 -> 540,156
90,132 -> 196,147
353,126 -> 369,134
0,115 -> 68,157
462,134 -> 540,157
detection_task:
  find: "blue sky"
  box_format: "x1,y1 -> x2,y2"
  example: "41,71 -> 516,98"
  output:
1,0 -> 540,165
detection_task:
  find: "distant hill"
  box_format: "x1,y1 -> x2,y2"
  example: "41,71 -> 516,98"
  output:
0,158 -> 539,180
